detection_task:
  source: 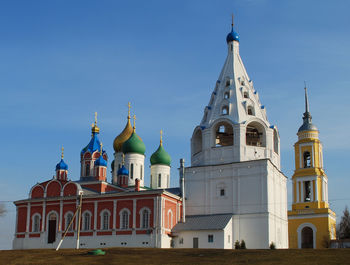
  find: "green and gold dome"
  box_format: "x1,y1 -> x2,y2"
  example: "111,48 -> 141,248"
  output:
113,103 -> 133,153
122,115 -> 146,155
150,130 -> 171,166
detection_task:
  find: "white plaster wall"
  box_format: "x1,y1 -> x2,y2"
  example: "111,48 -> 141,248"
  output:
124,153 -> 145,186
174,230 -> 225,249
150,165 -> 171,189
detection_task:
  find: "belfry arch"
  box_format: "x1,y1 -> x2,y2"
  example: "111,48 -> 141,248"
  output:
213,121 -> 233,147
246,121 -> 266,147
192,129 -> 203,154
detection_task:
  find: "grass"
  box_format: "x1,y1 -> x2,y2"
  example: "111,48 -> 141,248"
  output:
1,248 -> 350,265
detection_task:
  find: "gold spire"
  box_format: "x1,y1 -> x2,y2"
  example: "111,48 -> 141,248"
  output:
128,102 -> 131,119
61,147 -> 64,159
160,129 -> 163,146
122,153 -> 125,165
133,115 -> 136,132
91,112 -> 100,134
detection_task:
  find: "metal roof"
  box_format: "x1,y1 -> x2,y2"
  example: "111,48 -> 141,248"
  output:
172,214 -> 232,232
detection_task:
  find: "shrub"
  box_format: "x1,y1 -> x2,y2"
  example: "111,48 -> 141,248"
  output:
270,242 -> 276,249
240,240 -> 246,249
234,240 -> 240,249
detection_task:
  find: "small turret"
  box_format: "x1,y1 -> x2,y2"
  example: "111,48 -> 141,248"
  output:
115,154 -> 129,187
55,147 -> 68,181
94,143 -> 107,181
150,130 -> 171,189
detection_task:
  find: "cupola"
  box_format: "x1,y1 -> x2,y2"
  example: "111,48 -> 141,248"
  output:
226,15 -> 239,43
150,130 -> 171,166
122,115 -> 146,155
56,147 -> 68,181
113,102 -> 133,153
298,86 -> 318,133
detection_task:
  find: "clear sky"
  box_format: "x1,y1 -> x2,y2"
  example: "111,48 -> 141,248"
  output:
0,0 -> 349,250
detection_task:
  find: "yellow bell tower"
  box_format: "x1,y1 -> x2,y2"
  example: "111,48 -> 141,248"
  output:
288,86 -> 336,249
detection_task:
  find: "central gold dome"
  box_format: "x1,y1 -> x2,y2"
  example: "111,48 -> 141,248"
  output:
113,117 -> 133,152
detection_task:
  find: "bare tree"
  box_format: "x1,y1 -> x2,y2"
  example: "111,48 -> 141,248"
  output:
0,203 -> 6,217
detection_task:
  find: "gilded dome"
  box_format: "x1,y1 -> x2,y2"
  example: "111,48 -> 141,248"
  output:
113,117 -> 133,152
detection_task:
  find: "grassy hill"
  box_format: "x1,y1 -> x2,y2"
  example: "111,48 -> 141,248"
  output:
1,248 -> 350,265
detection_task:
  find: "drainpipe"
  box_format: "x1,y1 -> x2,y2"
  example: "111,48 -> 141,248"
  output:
179,159 -> 185,223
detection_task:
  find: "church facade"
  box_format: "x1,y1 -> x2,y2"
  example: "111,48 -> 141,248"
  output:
12,20 -> 334,250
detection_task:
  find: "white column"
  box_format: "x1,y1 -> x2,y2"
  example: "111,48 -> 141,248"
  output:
94,201 -> 98,233
26,202 -> 31,234
113,200 -> 117,230
59,200 -> 63,231
41,201 -> 46,232
15,207 -> 19,234
133,199 -> 137,233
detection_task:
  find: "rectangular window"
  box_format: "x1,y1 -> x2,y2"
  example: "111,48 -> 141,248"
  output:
304,181 -> 311,202
140,165 -> 143,180
130,164 -> 134,179
220,189 -> 225,196
208,234 -> 214,243
228,235 -> 230,243
158,174 -> 161,187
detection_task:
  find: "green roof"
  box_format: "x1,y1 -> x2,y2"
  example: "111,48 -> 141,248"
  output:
150,144 -> 171,166
122,132 -> 146,155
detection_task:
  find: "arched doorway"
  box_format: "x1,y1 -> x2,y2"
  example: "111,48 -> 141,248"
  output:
48,213 -> 57,244
301,226 -> 313,248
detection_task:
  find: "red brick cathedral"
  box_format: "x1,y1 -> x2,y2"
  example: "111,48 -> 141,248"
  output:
13,110 -> 183,249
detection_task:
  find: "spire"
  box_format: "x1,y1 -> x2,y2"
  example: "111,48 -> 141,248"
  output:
304,81 -> 309,113
128,102 -> 131,120
231,13 -> 234,29
133,115 -> 136,132
61,146 -> 64,159
91,112 -> 100,134
160,129 -> 163,146
298,84 -> 318,132
122,153 -> 125,165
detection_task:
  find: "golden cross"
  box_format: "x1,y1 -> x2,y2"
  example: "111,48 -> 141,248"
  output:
160,129 -> 163,145
122,153 -> 125,165
61,146 -> 64,159
133,115 -> 136,130
100,142 -> 103,155
94,112 -> 98,126
128,102 -> 131,118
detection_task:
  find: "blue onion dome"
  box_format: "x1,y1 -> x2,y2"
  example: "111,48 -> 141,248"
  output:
122,132 -> 146,155
117,165 -> 129,176
95,155 -> 107,167
56,159 -> 68,170
226,28 -> 239,43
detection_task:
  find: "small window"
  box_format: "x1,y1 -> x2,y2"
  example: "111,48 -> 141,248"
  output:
33,215 -> 40,232
102,212 -> 109,230
140,165 -> 143,180
179,238 -> 184,244
220,189 -> 225,196
303,152 -> 311,168
208,235 -> 214,243
247,106 -> 254,115
222,106 -> 229,115
83,212 -> 90,231
226,80 -> 231,87
141,209 -> 150,229
66,213 -> 73,231
158,174 -> 161,188
85,163 -> 90,176
122,211 -> 129,229
304,181 -> 311,202
130,164 -> 134,179
243,92 -> 249,98
224,92 -> 230,99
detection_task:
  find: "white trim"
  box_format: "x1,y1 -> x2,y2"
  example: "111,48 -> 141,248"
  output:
82,210 -> 92,231
119,208 -> 131,230
297,223 -> 317,249
139,207 -> 151,229
167,209 -> 173,229
44,179 -> 63,196
64,211 -> 74,232
31,213 -> 41,233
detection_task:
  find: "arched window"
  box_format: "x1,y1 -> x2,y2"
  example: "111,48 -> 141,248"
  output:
140,165 -> 143,180
224,92 -> 230,99
32,214 -> 40,232
247,106 -> 254,115
130,164 -> 134,179
158,174 -> 161,188
273,130 -> 279,154
304,181 -> 311,202
150,175 -> 153,187
65,213 -> 73,231
167,175 -> 170,187
167,210 -> 173,229
225,79 -> 231,87
303,152 -> 311,168
83,212 -> 91,231
243,92 -> 249,98
101,211 -> 110,230
141,209 -> 150,229
214,122 -> 233,147
222,106 -> 229,115
192,129 -> 202,154
246,123 -> 264,147
85,163 -> 90,176
121,210 -> 129,229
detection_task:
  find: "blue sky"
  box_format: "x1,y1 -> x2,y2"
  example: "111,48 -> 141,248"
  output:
0,0 -> 350,249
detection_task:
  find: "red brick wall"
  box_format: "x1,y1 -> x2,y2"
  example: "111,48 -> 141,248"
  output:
63,183 -> 77,196
17,207 -> 27,233
31,186 -> 44,198
116,200 -> 133,229
46,181 -> 61,197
